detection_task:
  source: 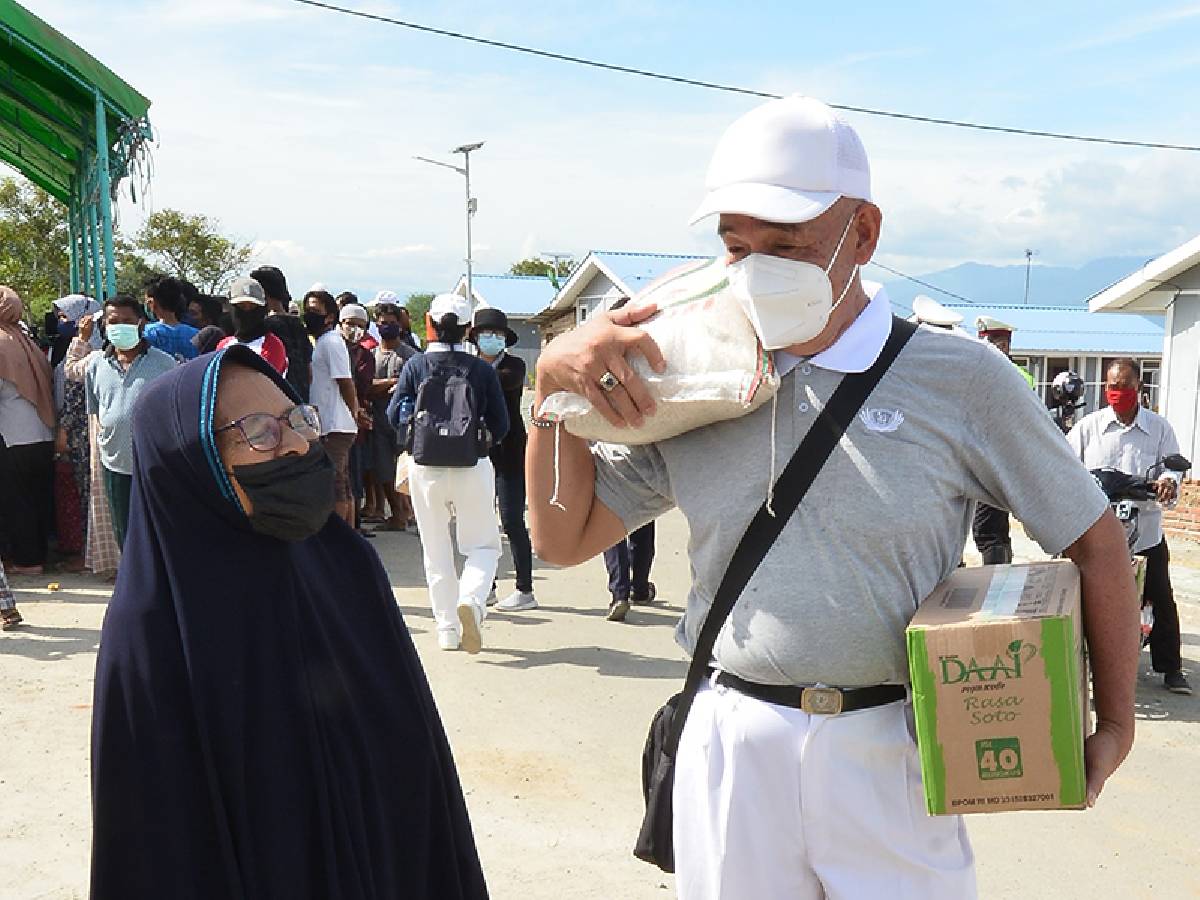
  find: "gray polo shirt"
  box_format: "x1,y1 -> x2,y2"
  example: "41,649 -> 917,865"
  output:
1066,405 -> 1181,553
85,346 -> 177,475
594,286 -> 1108,687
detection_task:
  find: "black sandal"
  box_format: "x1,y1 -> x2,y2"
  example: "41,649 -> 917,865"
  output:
1,609 -> 24,631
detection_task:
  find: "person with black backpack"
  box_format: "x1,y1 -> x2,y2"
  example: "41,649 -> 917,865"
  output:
388,294 -> 509,654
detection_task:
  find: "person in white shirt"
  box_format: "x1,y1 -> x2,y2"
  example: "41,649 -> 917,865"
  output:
303,289 -> 359,525
1067,357 -> 1191,695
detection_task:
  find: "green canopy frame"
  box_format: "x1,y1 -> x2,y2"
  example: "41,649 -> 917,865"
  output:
0,0 -> 152,301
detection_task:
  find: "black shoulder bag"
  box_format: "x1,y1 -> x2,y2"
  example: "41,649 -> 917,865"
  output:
633,316 -> 917,872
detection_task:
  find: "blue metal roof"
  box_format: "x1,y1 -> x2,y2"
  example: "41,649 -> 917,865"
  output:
592,250 -> 709,294
935,303 -> 1164,354
463,274 -> 557,316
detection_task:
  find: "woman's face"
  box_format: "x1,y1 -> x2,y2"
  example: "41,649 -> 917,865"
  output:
214,365 -> 313,513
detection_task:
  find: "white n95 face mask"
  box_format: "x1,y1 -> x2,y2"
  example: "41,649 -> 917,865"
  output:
726,213 -> 859,350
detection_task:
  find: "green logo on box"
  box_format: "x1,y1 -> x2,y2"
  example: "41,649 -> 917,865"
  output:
976,737 -> 1023,780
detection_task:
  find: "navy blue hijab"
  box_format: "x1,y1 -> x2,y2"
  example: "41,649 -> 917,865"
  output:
91,344 -> 488,900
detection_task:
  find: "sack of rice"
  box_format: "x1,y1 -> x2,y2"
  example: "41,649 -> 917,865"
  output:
537,258 -> 779,444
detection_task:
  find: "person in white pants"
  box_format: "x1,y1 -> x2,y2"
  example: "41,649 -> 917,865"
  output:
674,679 -> 974,899
408,458 -> 502,652
525,96 -> 1139,898
389,293 -> 510,654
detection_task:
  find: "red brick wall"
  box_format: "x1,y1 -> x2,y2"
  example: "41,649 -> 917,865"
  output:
1163,480 -> 1200,542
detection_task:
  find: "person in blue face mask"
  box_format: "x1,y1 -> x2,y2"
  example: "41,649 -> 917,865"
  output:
469,307 -> 537,612
83,295 -> 177,548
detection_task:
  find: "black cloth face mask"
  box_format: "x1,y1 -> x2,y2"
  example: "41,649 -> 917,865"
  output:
231,443 -> 336,541
302,311 -> 328,336
231,305 -> 268,341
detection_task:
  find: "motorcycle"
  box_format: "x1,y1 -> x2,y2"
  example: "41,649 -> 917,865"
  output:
1089,452 -> 1191,647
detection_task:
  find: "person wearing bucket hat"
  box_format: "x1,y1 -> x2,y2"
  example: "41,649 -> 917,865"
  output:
526,94 -> 1139,897
469,307 -> 536,611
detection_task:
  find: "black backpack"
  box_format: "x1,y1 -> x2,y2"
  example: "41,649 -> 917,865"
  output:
409,353 -> 487,467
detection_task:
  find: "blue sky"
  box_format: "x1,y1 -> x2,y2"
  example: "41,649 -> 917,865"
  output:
14,0 -> 1200,298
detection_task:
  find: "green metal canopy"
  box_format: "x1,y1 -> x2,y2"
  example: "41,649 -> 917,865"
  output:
0,0 -> 152,299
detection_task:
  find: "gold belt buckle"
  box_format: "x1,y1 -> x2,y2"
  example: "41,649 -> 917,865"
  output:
800,687 -> 844,715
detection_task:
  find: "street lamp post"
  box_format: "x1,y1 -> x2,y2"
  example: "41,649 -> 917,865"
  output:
414,141 -> 485,311
1023,248 -> 1037,305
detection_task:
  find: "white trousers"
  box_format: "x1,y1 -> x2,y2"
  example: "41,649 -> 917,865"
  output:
408,459 -> 501,636
673,679 -> 976,900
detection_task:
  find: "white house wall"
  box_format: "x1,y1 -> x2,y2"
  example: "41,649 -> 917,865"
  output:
573,270 -> 625,323
1164,297 -> 1200,465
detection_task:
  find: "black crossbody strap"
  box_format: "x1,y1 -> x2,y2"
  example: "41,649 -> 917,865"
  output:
663,315 -> 918,757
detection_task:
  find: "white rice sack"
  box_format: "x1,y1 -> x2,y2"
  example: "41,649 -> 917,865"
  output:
537,258 -> 779,444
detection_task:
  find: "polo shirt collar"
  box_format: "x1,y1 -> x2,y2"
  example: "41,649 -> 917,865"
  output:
774,280 -> 892,376
105,342 -> 148,361
1101,404 -> 1148,434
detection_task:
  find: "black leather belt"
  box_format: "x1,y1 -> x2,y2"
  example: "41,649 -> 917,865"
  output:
709,668 -> 906,715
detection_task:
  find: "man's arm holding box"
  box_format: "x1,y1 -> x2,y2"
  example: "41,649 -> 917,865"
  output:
1063,509 -> 1140,807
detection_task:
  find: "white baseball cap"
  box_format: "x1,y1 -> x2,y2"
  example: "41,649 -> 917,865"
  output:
368,290 -> 398,308
429,293 -> 472,325
689,95 -> 872,226
911,295 -> 963,327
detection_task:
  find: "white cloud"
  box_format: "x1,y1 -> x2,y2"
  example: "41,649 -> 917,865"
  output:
13,0 -> 1200,298
1063,3 -> 1200,51
343,245 -> 437,259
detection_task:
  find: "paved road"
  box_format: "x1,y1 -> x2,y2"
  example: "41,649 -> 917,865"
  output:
1,511 -> 1196,898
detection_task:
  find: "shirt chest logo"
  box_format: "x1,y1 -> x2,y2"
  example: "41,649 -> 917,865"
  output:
859,407 -> 905,433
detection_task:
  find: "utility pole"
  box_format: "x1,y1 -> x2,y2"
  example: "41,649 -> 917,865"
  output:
1023,248 -> 1037,304
414,141 -> 485,308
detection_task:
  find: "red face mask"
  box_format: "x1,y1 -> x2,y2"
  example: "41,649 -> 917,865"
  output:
1106,387 -> 1139,415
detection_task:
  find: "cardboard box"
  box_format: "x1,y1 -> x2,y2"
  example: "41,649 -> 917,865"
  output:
906,560 -> 1089,815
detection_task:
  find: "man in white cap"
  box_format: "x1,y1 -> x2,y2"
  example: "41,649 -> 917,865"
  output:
910,294 -> 965,331
387,294 -> 508,654
972,315 -> 1036,565
526,95 -> 1138,897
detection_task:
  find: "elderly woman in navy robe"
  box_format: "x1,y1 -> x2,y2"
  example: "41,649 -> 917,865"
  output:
90,344 -> 488,900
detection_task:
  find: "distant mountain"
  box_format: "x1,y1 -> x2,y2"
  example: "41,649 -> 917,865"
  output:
881,256 -> 1151,313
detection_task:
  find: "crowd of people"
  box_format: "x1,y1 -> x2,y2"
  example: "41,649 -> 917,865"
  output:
0,266 -> 658,639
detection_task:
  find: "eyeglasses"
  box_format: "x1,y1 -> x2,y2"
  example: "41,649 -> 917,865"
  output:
215,404 -> 321,452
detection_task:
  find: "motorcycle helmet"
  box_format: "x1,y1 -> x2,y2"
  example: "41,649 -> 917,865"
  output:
1050,370 -> 1084,405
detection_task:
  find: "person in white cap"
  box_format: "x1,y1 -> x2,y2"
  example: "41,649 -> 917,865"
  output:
971,316 -> 1036,565
387,294 -> 508,654
526,95 -> 1139,898
910,294 -> 965,332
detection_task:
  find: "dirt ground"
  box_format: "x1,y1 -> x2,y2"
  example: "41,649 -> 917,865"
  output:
1,511 -> 1197,900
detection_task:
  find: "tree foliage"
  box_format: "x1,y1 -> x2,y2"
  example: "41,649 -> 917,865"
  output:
115,238 -> 162,298
406,292 -> 434,340
0,177 -> 69,320
509,257 -> 573,279
133,209 -> 252,294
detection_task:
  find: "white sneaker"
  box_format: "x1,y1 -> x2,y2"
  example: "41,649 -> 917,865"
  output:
497,591 -> 538,612
486,587 -> 498,607
457,601 -> 483,655
437,630 -> 460,651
